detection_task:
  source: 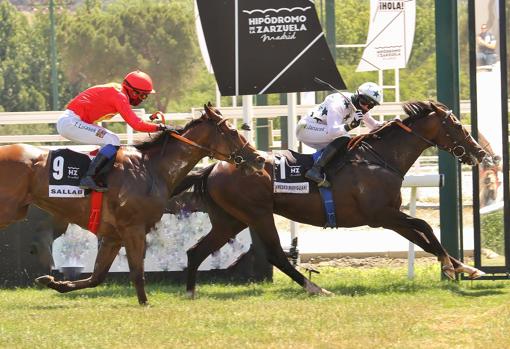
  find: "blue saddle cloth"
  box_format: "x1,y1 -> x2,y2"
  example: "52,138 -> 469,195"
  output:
312,151 -> 337,228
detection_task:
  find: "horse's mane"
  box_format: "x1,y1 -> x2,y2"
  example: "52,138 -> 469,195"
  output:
401,100 -> 446,123
347,100 -> 447,150
133,117 -> 203,151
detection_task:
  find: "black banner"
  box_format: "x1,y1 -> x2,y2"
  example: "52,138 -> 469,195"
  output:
197,0 -> 346,96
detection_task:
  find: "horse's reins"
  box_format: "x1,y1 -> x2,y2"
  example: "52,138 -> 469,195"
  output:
166,120 -> 250,165
346,108 -> 472,178
394,111 -> 472,158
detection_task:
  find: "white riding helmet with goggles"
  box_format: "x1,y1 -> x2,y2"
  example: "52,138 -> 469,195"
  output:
357,82 -> 382,106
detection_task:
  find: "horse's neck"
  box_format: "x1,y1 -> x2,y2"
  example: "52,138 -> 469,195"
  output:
152,142 -> 206,190
367,130 -> 430,175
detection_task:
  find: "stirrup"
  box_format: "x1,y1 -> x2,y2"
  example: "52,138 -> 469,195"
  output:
317,174 -> 331,188
79,177 -> 108,192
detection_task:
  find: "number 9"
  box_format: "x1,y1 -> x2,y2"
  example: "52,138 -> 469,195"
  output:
53,156 -> 64,180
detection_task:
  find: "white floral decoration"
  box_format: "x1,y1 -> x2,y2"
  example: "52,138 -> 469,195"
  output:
53,213 -> 252,272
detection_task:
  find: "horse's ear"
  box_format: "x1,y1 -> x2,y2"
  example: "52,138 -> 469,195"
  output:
207,101 -> 213,107
430,101 -> 439,112
203,104 -> 212,119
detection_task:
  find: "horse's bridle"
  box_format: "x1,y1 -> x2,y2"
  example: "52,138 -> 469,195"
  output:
394,109 -> 472,159
351,107 -> 478,179
168,118 -> 251,166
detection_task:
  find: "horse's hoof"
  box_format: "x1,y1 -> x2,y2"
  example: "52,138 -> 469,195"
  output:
454,265 -> 486,280
35,275 -> 54,287
320,288 -> 334,296
468,269 -> 486,279
304,279 -> 327,295
441,265 -> 456,280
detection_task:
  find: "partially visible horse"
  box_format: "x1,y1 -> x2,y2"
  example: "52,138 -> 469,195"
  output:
0,104 -> 264,304
175,101 -> 488,297
477,133 -> 502,207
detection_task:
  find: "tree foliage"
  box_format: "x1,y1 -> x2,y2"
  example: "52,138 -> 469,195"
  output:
56,0 -> 198,111
0,0 -> 505,115
0,1 -> 49,112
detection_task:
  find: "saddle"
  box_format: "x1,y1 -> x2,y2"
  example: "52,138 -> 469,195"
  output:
48,148 -> 108,234
48,148 -> 112,198
272,149 -> 350,193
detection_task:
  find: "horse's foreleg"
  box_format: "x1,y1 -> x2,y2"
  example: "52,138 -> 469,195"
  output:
0,203 -> 29,229
251,219 -> 332,296
186,218 -> 247,299
36,235 -> 121,292
121,225 -> 148,305
376,209 -> 455,280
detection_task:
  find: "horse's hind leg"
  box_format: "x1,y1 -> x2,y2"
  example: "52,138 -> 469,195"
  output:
250,217 -> 332,296
36,235 -> 121,293
186,213 -> 247,299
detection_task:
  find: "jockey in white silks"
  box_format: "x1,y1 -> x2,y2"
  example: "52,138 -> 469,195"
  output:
296,82 -> 384,187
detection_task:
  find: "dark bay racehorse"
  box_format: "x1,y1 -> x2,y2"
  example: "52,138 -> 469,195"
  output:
0,104 -> 264,304
175,101 -> 488,297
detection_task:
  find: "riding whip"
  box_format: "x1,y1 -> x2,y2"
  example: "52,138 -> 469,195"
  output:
313,77 -> 358,110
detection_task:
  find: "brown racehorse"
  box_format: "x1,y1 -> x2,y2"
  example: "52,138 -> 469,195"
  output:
174,101 -> 489,298
0,104 -> 264,305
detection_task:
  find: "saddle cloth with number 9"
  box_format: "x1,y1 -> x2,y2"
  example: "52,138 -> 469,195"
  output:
48,148 -> 91,198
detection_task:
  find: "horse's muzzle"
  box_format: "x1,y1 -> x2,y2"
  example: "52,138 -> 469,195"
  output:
255,155 -> 266,170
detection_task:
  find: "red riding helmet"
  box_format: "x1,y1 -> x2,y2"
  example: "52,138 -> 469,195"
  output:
122,70 -> 155,106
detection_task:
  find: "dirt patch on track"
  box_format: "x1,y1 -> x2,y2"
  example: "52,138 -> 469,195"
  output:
301,256 -> 438,269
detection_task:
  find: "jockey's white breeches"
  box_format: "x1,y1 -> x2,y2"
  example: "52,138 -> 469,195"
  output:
56,109 -> 120,146
296,117 -> 348,150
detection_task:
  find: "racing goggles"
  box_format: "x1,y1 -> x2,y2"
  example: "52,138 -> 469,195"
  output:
358,95 -> 377,109
131,89 -> 149,100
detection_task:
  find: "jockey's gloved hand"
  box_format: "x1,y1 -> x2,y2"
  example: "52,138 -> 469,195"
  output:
157,123 -> 177,132
348,119 -> 361,130
150,111 -> 165,123
354,110 -> 364,121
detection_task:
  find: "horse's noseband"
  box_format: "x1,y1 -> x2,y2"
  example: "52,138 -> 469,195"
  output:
452,145 -> 466,157
228,142 -> 250,167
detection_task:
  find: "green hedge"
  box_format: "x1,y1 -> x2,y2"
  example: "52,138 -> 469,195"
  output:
480,209 -> 505,255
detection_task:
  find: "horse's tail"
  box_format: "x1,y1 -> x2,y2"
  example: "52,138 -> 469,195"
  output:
171,163 -> 215,197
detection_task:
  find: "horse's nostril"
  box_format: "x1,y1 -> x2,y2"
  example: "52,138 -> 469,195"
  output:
257,156 -> 265,163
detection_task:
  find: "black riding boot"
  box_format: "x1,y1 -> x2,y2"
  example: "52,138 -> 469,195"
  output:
79,153 -> 111,192
305,137 -> 350,188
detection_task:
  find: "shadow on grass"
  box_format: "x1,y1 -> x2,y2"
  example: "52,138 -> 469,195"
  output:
318,279 -> 507,298
26,276 -> 508,304
441,282 -> 506,297
186,287 -> 267,300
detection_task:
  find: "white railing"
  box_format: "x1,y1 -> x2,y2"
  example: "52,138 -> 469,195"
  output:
402,174 -> 443,279
0,102 -> 412,145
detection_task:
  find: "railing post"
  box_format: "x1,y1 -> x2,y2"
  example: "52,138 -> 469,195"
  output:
408,187 -> 417,279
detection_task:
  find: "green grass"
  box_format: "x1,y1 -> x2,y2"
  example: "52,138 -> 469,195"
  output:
1,265 -> 509,349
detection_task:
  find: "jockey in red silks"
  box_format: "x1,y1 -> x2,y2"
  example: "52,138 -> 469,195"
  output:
57,70 -> 171,192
